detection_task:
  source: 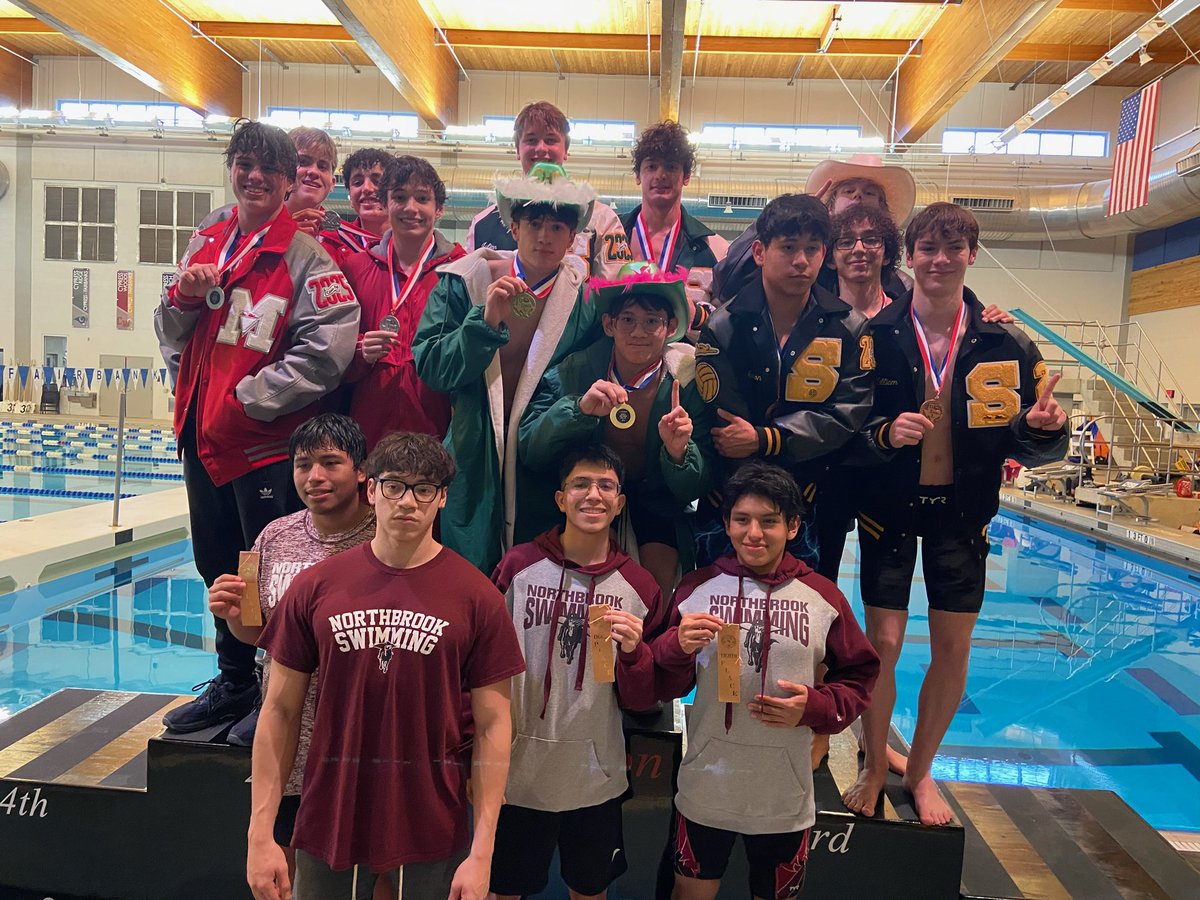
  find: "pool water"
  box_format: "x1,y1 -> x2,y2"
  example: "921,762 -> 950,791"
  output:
1,513 -> 1197,832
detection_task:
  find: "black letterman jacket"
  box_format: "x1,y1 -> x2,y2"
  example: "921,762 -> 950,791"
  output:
696,272 -> 874,490
858,287 -> 1068,542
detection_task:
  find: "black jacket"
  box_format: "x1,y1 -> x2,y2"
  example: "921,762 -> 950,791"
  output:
859,287 -> 1067,538
697,273 -> 874,488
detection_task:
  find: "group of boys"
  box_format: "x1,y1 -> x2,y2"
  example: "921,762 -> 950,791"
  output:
155,98 -> 1068,900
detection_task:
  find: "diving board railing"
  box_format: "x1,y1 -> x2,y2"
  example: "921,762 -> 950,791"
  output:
1010,310 -> 1194,429
1011,311 -> 1200,481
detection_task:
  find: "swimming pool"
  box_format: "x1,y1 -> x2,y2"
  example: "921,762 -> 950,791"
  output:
1,512 -> 1197,832
0,419 -> 182,522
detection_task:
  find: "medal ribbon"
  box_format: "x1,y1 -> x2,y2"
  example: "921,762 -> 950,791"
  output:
607,355 -> 663,391
633,211 -> 680,269
911,301 -> 966,397
336,217 -> 379,251
512,256 -> 558,298
216,216 -> 271,284
386,233 -> 437,317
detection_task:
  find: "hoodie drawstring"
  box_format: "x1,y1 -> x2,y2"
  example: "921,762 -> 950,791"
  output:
540,566 -> 600,719
724,576 -> 774,733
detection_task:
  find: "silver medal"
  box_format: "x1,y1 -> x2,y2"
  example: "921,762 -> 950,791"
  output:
379,314 -> 401,333
205,285 -> 226,310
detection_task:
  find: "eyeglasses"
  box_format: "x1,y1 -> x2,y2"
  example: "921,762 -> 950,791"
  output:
613,313 -> 668,334
563,477 -> 621,496
375,479 -> 444,503
833,235 -> 885,251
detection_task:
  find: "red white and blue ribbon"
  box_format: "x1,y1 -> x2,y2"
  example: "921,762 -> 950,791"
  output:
633,211 -> 680,269
333,217 -> 379,252
512,255 -> 558,298
386,232 -> 437,316
608,355 -> 662,391
911,301 -> 966,396
216,217 -> 271,280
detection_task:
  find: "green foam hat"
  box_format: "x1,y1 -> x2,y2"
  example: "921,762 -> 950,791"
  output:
494,162 -> 597,231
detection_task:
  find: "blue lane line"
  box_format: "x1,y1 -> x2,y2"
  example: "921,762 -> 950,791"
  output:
0,463 -> 184,482
0,485 -> 136,500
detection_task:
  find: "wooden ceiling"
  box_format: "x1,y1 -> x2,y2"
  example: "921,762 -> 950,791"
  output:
0,0 -> 1196,136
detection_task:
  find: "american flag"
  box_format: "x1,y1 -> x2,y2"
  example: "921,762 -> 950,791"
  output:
1108,80 -> 1161,217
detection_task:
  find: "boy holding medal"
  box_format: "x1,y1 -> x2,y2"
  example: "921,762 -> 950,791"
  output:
489,444 -> 665,900
320,148 -> 394,264
341,155 -> 465,448
414,163 -> 602,574
155,119 -> 359,735
520,263 -> 715,597
842,202 -> 1067,825
652,461 -> 878,900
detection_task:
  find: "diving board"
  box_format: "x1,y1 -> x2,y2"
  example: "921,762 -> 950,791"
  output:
1011,309 -> 1193,432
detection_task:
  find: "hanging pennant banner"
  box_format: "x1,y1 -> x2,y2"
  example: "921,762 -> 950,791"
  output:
85,368 -> 95,389
72,268 -> 91,328
117,270 -> 135,331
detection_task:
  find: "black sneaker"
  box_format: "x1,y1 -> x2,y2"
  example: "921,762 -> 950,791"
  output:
163,675 -> 260,733
225,704 -> 260,747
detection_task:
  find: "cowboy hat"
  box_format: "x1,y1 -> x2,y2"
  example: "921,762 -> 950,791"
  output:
587,262 -> 690,343
805,153 -> 916,224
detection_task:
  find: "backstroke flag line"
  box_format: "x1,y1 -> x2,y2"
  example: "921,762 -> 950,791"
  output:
1107,79 -> 1161,217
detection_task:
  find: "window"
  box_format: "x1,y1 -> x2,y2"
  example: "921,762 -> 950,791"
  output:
570,120 -> 636,144
696,123 -> 865,151
45,186 -> 115,262
138,189 -> 212,265
265,107 -> 419,138
941,127 -> 1109,157
57,100 -> 205,127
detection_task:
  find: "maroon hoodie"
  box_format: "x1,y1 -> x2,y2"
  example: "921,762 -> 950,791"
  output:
491,527 -> 665,812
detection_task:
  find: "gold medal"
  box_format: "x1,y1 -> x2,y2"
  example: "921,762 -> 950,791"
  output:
610,403 -> 636,429
920,398 -> 944,423
511,291 -> 536,319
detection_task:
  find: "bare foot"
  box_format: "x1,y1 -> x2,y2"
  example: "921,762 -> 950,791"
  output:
811,732 -> 830,771
886,744 -> 908,777
904,773 -> 953,826
842,767 -> 887,817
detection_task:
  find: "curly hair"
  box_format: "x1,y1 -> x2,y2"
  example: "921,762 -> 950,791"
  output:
829,203 -> 900,277
224,119 -> 298,180
381,155 -> 447,208
632,121 -> 696,178
367,432 -> 456,485
342,148 -> 395,187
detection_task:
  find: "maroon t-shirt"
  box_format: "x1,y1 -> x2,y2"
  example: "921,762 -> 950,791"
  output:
259,542 -> 526,871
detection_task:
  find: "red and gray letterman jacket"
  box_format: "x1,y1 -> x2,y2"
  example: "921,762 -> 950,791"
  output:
155,208 -> 360,486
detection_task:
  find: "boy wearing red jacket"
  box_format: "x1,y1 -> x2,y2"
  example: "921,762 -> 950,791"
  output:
653,462 -> 878,899
155,119 -> 359,734
341,155 -> 466,447
490,445 -> 664,900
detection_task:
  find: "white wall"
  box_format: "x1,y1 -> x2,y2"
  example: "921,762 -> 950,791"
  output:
0,138 -> 17,373
1129,307 -> 1200,400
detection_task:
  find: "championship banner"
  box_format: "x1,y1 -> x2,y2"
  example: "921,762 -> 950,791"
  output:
72,268 -> 90,328
117,270 -> 135,331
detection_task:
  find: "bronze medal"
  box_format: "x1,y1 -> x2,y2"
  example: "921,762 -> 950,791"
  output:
610,403 -> 636,430
205,285 -> 225,310
511,291 -> 536,319
920,398 -> 944,423
379,314 -> 401,333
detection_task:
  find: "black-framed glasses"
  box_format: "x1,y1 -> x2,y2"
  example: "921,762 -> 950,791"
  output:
833,235 -> 885,251
375,478 -> 444,503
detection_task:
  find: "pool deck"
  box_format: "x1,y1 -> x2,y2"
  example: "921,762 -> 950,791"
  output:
0,486 -> 189,600
1000,486 -> 1200,569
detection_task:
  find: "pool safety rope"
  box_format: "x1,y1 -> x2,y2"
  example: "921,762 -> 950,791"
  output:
0,463 -> 184,481
0,485 -> 136,500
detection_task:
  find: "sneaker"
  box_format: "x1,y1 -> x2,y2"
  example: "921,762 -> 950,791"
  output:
163,675 -> 260,733
225,704 -> 260,747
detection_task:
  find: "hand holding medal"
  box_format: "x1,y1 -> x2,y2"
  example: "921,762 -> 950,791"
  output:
578,379 -> 628,418
177,263 -> 222,307
483,274 -> 529,330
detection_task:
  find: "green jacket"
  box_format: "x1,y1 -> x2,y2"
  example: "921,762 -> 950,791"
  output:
414,249 -> 599,573
519,336 -> 716,550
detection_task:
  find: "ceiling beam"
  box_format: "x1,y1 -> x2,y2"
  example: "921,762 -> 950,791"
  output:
191,21 -> 351,42
1056,0 -> 1159,10
0,19 -> 55,34
1007,41 -> 1196,63
892,0 -> 1063,147
322,0 -> 457,130
5,0 -> 241,116
0,43 -> 34,107
661,0 -> 687,122
440,30 -> 920,57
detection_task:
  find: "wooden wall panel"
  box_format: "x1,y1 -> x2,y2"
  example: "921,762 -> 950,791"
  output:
1129,256 -> 1200,316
